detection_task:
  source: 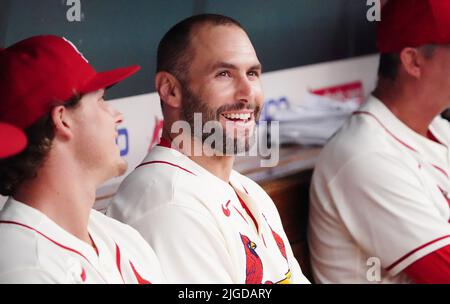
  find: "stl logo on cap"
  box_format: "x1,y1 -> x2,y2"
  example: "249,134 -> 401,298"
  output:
62,37 -> 89,63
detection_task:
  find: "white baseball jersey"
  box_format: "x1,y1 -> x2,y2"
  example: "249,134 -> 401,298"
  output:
309,96 -> 450,283
108,145 -> 309,284
0,198 -> 166,284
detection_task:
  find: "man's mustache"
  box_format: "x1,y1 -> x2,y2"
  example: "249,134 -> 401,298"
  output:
216,102 -> 260,117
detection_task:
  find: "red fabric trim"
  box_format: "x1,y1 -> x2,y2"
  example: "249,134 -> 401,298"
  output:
233,206 -> 249,224
242,185 -> 249,194
437,187 -> 450,208
115,244 -> 125,283
261,234 -> 267,247
129,261 -> 151,284
426,130 -> 440,144
431,164 -> 449,179
404,244 -> 450,283
80,268 -> 86,282
354,111 -> 449,180
236,193 -> 259,232
0,220 -> 91,264
386,235 -> 450,271
157,137 -> 172,149
89,234 -> 99,257
136,161 -> 197,176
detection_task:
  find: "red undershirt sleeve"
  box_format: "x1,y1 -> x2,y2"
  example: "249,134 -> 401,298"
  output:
404,244 -> 450,284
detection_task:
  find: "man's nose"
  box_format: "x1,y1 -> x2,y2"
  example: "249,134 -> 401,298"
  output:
234,75 -> 254,103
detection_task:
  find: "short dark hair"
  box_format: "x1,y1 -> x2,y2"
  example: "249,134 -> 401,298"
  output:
0,96 -> 81,196
377,45 -> 437,81
156,14 -> 243,82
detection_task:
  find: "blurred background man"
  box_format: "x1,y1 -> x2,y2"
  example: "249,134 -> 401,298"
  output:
309,0 -> 450,284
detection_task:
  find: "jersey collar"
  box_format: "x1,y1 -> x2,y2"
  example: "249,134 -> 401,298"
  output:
0,198 -> 101,264
356,96 -> 449,156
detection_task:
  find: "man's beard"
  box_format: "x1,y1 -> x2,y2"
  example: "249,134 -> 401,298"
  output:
180,84 -> 260,155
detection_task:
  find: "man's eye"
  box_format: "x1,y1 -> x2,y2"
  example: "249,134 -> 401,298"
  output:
217,71 -> 231,77
248,71 -> 260,77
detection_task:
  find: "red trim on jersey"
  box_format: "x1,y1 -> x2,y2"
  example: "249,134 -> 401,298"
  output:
115,244 -> 125,283
353,111 -> 418,152
233,206 -> 249,224
432,164 -> 449,179
116,243 -> 150,284
242,185 -> 249,194
438,186 -> 450,208
129,261 -> 152,284
89,234 -> 99,257
0,220 -> 91,264
80,267 -> 86,282
386,235 -> 450,271
137,161 -> 197,176
261,233 -> 267,247
236,193 -> 259,232
157,137 -> 172,149
354,111 -> 449,180
0,221 -> 138,283
426,130 -> 441,144
404,244 -> 450,283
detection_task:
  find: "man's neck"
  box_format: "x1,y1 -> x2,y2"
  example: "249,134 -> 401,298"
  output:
162,131 -> 235,182
13,159 -> 96,246
373,86 -> 443,137
190,153 -> 235,183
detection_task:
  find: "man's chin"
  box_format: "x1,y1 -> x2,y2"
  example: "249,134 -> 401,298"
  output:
222,135 -> 255,155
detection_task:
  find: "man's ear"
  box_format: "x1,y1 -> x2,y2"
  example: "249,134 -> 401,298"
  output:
399,47 -> 423,79
50,105 -> 73,140
155,71 -> 183,108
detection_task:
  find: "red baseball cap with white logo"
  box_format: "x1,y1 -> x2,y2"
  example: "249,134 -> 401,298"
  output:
377,0 -> 450,53
0,35 -> 140,129
0,122 -> 27,158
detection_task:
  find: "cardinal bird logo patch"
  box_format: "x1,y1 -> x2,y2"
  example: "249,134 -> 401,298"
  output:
240,233 -> 263,284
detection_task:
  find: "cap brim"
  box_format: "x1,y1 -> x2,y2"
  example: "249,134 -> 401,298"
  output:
0,122 -> 27,158
80,65 -> 141,94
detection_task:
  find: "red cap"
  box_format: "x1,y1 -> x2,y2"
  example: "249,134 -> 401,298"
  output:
377,0 -> 450,53
0,35 -> 140,129
0,122 -> 27,158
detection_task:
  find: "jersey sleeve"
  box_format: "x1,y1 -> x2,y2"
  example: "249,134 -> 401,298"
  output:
0,268 -> 58,283
329,151 -> 450,276
404,244 -> 450,283
131,203 -> 237,283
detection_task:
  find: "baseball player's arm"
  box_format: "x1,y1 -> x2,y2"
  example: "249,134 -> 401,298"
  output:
330,151 -> 450,278
0,268 -> 58,283
404,244 -> 450,283
131,203 -> 236,283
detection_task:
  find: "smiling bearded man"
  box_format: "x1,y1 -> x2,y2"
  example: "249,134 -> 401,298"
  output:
179,76 -> 261,155
108,14 -> 310,284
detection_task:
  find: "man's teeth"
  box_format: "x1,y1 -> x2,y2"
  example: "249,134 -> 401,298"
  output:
223,113 -> 251,120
